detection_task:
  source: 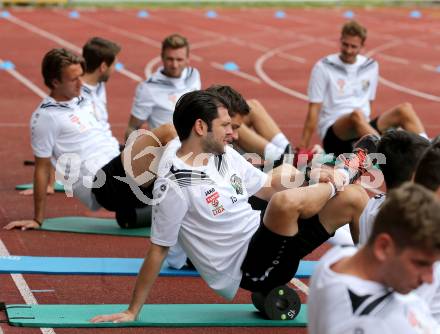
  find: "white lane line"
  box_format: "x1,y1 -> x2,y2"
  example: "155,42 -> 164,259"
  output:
78,15 -> 159,48
144,56 -> 161,79
408,40 -> 429,48
6,14 -> 79,52
255,40 -> 313,102
0,59 -> 46,98
0,240 -> 56,334
377,53 -> 409,65
210,62 -> 261,84
421,64 -> 437,72
378,76 -> 440,102
192,37 -> 226,51
6,14 -> 142,82
0,122 -> 129,128
365,40 -> 403,57
290,278 -> 309,295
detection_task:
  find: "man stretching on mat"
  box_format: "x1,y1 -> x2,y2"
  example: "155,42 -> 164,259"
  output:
19,36 -> 122,197
299,20 -> 428,157
4,48 -> 175,231
91,89 -> 369,323
308,182 -> 440,333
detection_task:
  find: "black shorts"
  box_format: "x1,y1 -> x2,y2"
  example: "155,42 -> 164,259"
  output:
91,155 -> 153,212
240,215 -> 331,293
323,117 -> 379,157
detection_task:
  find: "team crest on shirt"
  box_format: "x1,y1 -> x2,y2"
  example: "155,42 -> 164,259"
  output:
168,94 -> 178,105
337,79 -> 345,93
362,80 -> 370,92
205,188 -> 225,216
230,174 -> 243,195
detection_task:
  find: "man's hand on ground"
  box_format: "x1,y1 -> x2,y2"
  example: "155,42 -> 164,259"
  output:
90,310 -> 136,323
3,220 -> 41,230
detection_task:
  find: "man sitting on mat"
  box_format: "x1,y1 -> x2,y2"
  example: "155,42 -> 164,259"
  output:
298,20 -> 428,157
124,33 -> 295,165
308,182 -> 440,334
19,36 -> 122,197
91,89 -> 369,323
125,33 -> 201,140
4,48 -> 175,231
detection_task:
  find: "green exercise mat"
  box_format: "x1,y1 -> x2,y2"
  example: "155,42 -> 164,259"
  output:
5,304 -> 307,327
41,217 -> 150,237
15,182 -> 65,192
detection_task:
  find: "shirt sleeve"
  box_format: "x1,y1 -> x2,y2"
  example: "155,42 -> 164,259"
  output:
308,61 -> 328,103
150,177 -> 188,247
130,81 -> 155,121
228,147 -> 268,196
30,111 -> 57,158
369,61 -> 379,100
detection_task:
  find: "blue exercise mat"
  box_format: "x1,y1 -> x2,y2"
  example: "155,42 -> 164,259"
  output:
0,256 -> 317,278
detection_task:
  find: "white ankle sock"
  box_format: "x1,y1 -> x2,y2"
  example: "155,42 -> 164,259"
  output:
419,132 -> 429,140
271,133 -> 290,150
264,142 -> 284,161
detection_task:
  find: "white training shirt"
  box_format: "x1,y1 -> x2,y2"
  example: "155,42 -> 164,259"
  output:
308,246 -> 440,334
358,193 -> 386,246
81,82 -> 112,134
151,144 -> 268,300
30,96 -> 120,209
308,53 -> 379,139
131,67 -> 201,129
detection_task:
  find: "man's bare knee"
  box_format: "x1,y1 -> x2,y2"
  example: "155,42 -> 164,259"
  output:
397,102 -> 415,118
264,191 -> 301,236
267,191 -> 300,217
349,109 -> 367,125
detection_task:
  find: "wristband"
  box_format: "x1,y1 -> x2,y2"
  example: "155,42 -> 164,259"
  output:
328,182 -> 336,199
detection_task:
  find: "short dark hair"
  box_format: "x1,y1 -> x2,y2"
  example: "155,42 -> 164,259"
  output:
173,90 -> 230,141
42,48 -> 85,89
161,34 -> 189,57
414,136 -> 440,191
206,85 -> 250,117
368,182 -> 440,250
377,130 -> 429,189
341,20 -> 367,44
82,37 -> 121,73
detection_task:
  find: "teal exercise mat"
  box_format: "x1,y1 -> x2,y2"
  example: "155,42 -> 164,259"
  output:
0,256 -> 316,278
5,304 -> 307,327
15,182 -> 65,192
41,217 -> 150,237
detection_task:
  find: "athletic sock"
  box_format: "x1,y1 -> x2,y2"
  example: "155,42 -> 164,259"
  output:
264,142 -> 284,161
419,132 -> 429,140
271,133 -> 290,150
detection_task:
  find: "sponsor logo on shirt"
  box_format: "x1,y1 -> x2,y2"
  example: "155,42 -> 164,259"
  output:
168,94 -> 178,105
69,114 -> 88,132
230,174 -> 243,195
205,188 -> 225,216
362,79 -> 370,92
337,78 -> 345,94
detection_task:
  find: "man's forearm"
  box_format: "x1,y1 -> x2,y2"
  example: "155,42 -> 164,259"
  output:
33,164 -> 50,223
299,103 -> 321,148
128,244 -> 168,317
